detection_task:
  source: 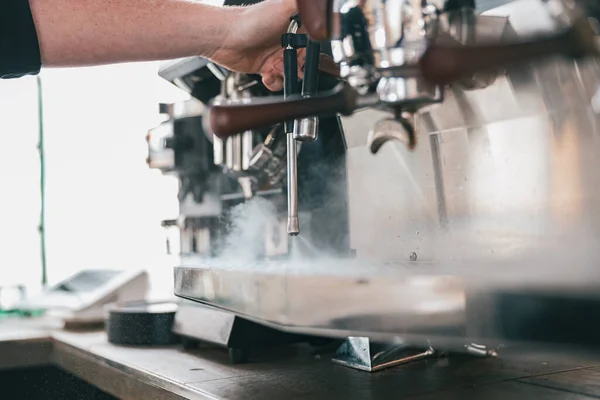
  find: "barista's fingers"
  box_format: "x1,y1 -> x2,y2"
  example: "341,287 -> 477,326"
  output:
263,74 -> 284,92
297,49 -> 306,80
261,40 -> 312,91
264,48 -> 305,90
297,48 -> 306,67
271,48 -> 305,75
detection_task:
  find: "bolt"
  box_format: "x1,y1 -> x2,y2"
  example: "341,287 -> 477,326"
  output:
410,252 -> 418,262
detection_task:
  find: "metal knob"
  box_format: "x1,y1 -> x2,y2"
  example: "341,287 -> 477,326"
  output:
293,117 -> 319,142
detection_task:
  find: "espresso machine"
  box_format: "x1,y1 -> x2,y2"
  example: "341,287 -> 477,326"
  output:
146,0 -> 354,362
149,0 -> 600,372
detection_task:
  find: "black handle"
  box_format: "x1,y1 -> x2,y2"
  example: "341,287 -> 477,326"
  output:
284,47 -> 300,132
302,40 -> 321,97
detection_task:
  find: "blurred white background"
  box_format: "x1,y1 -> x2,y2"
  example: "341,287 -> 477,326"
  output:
0,0 -> 227,299
0,61 -> 184,298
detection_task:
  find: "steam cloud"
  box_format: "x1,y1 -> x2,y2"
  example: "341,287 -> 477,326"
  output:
215,196 -> 279,261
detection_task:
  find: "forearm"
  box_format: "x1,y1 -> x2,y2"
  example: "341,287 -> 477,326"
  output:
29,0 -> 240,67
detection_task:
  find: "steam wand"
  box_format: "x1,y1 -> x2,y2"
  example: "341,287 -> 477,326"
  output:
283,14 -> 306,236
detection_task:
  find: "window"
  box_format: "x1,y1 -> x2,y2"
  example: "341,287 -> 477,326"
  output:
1,62 -> 187,298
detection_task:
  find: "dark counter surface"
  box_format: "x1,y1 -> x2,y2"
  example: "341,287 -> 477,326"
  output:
3,317 -> 600,400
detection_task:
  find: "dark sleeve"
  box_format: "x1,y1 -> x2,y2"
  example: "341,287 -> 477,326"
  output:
0,0 -> 42,79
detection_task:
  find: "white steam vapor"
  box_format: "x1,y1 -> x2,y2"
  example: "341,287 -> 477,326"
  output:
216,197 -> 278,261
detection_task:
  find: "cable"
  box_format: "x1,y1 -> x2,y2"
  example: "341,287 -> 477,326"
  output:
36,75 -> 47,287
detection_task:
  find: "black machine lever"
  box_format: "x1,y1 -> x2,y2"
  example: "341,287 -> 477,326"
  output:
302,40 -> 321,97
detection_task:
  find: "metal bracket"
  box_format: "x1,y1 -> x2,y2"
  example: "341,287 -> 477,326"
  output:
332,337 -> 437,373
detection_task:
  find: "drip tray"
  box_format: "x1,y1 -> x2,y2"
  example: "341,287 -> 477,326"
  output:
174,257 -> 600,352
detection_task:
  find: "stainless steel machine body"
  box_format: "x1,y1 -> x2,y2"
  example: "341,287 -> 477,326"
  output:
171,0 -> 600,358
345,0 -> 600,266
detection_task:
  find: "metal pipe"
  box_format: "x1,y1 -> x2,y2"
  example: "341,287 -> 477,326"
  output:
286,133 -> 299,235
225,137 -> 234,170
242,131 -> 253,170
213,77 -> 228,166
213,136 -> 224,166
231,134 -> 242,172
285,18 -> 301,236
207,62 -> 228,82
240,84 -> 254,171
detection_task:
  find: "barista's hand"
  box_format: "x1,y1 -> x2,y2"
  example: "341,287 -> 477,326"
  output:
209,0 -> 304,92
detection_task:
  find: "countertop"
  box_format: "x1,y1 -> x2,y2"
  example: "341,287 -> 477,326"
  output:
3,317 -> 600,399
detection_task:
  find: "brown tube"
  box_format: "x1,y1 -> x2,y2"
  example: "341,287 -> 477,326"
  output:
318,54 -> 341,77
209,84 -> 358,139
297,0 -> 334,41
420,17 -> 597,86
